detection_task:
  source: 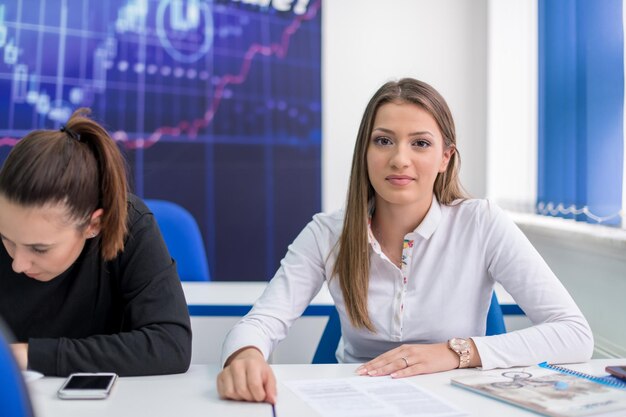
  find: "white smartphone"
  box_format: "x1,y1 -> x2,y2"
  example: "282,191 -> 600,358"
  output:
57,372 -> 117,400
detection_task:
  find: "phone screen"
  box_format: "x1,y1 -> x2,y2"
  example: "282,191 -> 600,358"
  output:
64,375 -> 115,390
58,373 -> 118,400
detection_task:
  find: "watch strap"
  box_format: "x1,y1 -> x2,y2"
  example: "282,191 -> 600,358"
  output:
448,337 -> 471,369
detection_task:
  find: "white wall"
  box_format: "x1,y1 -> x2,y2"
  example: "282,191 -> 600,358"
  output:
512,214 -> 626,358
486,0 -> 537,210
321,0 -> 488,212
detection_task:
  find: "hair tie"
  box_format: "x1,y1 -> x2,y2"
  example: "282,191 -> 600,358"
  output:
60,125 -> 81,142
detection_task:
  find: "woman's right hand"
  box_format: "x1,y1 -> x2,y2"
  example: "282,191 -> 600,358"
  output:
216,347 -> 277,404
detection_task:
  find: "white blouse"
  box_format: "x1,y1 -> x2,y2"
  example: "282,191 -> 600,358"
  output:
222,198 -> 594,369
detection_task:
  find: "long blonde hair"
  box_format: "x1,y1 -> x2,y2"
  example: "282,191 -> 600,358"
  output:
333,78 -> 467,331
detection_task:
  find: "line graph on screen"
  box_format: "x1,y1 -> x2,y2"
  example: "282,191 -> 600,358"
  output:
0,0 -> 322,282
0,0 -> 321,149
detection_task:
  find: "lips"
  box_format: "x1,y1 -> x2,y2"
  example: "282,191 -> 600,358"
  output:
385,175 -> 414,186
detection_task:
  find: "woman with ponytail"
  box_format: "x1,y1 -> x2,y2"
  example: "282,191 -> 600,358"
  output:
217,78 -> 593,404
0,108 -> 191,376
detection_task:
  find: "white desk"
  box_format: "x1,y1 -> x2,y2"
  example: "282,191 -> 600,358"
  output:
182,282 -> 520,312
182,282 -> 527,364
183,281 -> 334,309
28,359 -> 626,417
183,282 -> 337,364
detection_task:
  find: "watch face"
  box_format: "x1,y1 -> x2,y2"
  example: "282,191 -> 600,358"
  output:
448,338 -> 471,368
450,338 -> 469,351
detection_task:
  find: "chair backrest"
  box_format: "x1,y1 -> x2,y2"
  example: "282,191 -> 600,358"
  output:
486,292 -> 507,336
145,199 -> 211,281
0,330 -> 34,417
312,307 -> 341,364
311,291 -> 507,364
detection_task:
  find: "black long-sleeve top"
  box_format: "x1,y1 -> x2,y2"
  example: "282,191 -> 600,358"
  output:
0,194 -> 192,376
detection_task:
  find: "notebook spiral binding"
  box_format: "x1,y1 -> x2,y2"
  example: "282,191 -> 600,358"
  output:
538,362 -> 626,390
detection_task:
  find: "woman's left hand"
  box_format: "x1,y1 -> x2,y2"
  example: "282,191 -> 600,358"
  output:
355,343 -> 461,378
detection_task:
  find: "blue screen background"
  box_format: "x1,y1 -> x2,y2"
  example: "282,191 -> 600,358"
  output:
0,0 -> 322,281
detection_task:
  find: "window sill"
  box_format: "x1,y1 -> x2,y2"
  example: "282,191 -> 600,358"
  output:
507,212 -> 626,261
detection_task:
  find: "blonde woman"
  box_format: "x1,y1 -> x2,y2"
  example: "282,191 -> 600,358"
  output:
217,78 -> 593,403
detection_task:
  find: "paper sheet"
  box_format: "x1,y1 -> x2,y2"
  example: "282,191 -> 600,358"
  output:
284,377 -> 467,417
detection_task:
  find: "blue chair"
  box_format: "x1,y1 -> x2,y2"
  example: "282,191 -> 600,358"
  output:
312,292 -> 507,364
0,328 -> 34,417
486,292 -> 507,336
312,307 -> 341,364
145,199 -> 211,281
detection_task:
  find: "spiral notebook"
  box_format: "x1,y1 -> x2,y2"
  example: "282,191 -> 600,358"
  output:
538,362 -> 626,390
451,363 -> 626,417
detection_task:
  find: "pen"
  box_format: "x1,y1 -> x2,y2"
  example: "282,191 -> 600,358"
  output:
272,403 -> 277,417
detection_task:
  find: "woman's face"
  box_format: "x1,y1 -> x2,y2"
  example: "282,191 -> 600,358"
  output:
366,101 -> 453,210
0,195 -> 99,282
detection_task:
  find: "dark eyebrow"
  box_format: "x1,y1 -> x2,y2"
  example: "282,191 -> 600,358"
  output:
372,127 -> 435,137
372,127 -> 394,135
410,131 -> 434,137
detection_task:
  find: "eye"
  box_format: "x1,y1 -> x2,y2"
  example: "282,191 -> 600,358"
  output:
373,136 -> 393,146
412,139 -> 431,148
31,247 -> 48,255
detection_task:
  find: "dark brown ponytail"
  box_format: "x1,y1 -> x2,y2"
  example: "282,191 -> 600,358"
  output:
0,108 -> 128,260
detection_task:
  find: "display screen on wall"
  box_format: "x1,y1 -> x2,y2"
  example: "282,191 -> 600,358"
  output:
0,0 -> 322,281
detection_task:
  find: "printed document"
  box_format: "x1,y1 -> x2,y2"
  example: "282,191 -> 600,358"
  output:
284,376 -> 467,417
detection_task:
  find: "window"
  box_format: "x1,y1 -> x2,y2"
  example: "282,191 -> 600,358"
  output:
538,0 -> 624,226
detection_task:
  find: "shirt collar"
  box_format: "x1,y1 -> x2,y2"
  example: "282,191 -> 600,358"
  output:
367,196 -> 442,244
412,197 -> 441,240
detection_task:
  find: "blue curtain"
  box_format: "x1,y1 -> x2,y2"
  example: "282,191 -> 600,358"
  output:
538,0 -> 624,225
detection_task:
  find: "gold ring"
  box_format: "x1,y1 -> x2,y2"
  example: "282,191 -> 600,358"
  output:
401,357 -> 409,368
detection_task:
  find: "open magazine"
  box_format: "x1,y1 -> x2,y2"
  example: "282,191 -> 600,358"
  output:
451,364 -> 626,417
